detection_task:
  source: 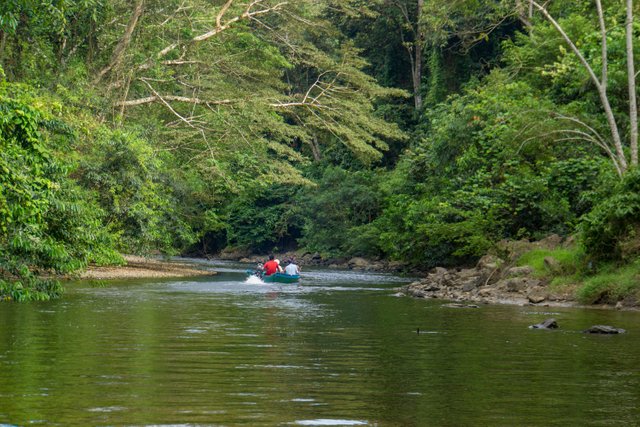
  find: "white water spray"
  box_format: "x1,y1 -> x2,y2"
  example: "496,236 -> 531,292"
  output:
245,275 -> 265,285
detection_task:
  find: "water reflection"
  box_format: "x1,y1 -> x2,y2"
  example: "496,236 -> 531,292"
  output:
294,420 -> 368,426
0,263 -> 639,425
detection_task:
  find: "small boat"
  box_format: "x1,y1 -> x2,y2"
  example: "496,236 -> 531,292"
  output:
263,272 -> 300,284
245,270 -> 300,284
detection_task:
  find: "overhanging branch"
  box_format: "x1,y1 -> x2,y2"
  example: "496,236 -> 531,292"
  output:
116,95 -> 232,107
139,0 -> 289,71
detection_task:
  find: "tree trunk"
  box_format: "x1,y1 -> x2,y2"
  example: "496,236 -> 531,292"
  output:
95,0 -> 144,83
310,137 -> 322,161
529,0 -> 533,20
515,0 -> 532,27
394,0 -> 425,111
58,35 -> 67,65
412,63 -> 423,110
595,0 -> 607,89
626,0 -> 638,166
413,0 -> 424,111
0,30 -> 7,70
87,19 -> 97,64
532,1 -> 628,174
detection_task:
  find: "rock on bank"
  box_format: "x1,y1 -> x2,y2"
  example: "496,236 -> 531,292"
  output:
400,236 -> 575,307
400,256 -> 572,306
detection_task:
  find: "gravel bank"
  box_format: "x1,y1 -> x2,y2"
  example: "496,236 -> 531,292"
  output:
80,255 -> 217,280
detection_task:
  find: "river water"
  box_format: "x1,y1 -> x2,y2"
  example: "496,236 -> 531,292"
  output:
1,260 -> 640,426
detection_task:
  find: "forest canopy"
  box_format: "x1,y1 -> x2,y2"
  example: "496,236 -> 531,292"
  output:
1,0 -> 639,300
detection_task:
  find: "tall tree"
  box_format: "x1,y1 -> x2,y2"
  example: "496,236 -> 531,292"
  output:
96,0 -> 406,185
392,0 -> 426,110
330,0 -> 515,115
526,0 -> 638,175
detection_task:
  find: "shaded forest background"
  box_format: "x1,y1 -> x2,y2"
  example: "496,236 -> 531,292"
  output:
2,0 -> 640,300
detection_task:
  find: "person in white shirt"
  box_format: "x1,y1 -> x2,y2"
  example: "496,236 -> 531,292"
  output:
284,259 -> 300,276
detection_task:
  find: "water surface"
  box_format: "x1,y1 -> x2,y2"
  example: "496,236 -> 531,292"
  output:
1,260 -> 639,426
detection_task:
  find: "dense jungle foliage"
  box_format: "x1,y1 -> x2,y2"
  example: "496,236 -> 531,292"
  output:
1,0 -> 639,300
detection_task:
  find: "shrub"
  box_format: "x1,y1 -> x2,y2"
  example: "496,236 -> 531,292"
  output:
0,82 -> 119,301
576,260 -> 640,304
580,168 -> 640,261
516,247 -> 586,277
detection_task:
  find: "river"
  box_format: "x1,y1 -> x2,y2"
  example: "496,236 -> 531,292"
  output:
1,260 -> 640,426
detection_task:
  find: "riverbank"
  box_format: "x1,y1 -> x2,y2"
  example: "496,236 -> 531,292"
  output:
79,255 -> 217,280
217,249 -> 411,273
194,237 -> 639,310
220,248 -> 579,307
398,258 -> 579,309
216,247 -> 583,307
398,235 -> 640,311
215,243 -> 589,308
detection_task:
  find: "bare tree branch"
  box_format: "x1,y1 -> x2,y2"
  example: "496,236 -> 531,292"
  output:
269,71 -> 345,110
192,1 -> 288,42
551,113 -> 622,176
626,0 -> 638,166
138,1 -> 289,72
519,128 -> 622,176
217,0 -> 235,29
552,113 -> 609,148
161,60 -> 205,66
595,0 -> 607,89
530,0 -> 628,173
95,0 -> 145,83
117,94 -> 232,107
269,101 -> 328,109
139,79 -> 197,128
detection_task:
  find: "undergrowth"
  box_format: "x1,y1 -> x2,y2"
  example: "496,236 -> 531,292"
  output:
516,247 -> 586,277
516,246 -> 640,304
577,259 -> 640,304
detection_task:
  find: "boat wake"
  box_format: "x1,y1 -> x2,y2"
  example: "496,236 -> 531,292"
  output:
244,275 -> 265,285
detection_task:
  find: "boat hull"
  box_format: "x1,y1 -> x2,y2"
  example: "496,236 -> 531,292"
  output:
246,270 -> 300,283
263,273 -> 300,283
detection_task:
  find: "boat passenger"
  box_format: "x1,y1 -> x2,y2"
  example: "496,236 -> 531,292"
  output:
253,262 -> 264,278
263,255 -> 279,276
274,259 -> 284,273
284,259 -> 300,276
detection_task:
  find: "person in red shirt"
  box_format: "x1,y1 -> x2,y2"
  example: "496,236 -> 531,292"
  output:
262,255 -> 280,276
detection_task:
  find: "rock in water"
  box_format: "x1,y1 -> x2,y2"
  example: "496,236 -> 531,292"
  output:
583,325 -> 626,334
529,318 -> 558,329
443,303 -> 480,309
